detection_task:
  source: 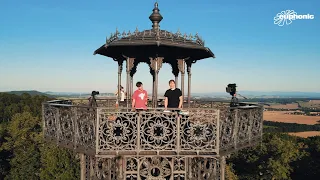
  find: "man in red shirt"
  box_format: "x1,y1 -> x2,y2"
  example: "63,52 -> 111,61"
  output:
132,81 -> 148,110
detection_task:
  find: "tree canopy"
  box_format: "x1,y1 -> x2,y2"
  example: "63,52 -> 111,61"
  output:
0,93 -> 79,180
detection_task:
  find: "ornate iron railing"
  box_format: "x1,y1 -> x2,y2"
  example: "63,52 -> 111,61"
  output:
42,101 -> 263,157
43,103 -> 96,154
96,108 -> 219,156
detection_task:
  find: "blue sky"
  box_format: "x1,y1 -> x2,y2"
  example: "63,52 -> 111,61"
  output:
0,0 -> 319,93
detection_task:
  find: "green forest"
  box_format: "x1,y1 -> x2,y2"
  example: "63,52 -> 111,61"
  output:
0,93 -> 320,180
0,93 -> 79,180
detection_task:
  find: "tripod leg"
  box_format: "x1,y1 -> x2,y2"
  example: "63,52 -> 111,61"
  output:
230,97 -> 238,107
94,99 -> 98,107
88,97 -> 92,107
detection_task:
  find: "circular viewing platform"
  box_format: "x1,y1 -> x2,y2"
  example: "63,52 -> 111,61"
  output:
42,99 -> 263,180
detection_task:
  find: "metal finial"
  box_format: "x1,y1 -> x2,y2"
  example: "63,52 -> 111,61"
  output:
149,2 -> 163,30
134,27 -> 139,35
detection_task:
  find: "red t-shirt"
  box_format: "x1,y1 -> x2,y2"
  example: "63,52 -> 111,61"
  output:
132,90 -> 148,109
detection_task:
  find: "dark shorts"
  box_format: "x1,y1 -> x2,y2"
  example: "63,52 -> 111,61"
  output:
135,108 -> 147,112
167,107 -> 180,113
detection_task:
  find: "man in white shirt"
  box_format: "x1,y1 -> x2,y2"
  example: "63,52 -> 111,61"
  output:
115,86 -> 125,101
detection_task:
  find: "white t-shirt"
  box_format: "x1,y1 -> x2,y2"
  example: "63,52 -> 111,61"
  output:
120,91 -> 125,101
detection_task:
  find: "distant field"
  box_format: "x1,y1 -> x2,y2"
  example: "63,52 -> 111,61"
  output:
264,101 -> 320,110
298,100 -> 320,109
267,103 -> 299,109
288,131 -> 320,138
264,111 -> 320,125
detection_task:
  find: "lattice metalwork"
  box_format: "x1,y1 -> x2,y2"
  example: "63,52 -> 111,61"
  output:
98,111 -> 138,152
251,108 -> 264,138
219,107 -> 263,154
43,103 -> 58,140
140,112 -> 178,151
190,157 -> 220,180
180,109 -> 218,154
57,106 -> 74,147
42,101 -> 263,180
75,107 -> 96,151
43,103 -> 96,154
219,108 -> 235,152
43,102 -> 263,156
81,156 -> 223,180
106,28 -> 205,47
95,157 -> 118,179
95,108 -> 220,156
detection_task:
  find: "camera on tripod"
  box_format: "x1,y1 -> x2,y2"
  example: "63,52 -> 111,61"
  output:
91,91 -> 99,96
226,84 -> 237,96
226,84 -> 238,107
88,91 -> 99,107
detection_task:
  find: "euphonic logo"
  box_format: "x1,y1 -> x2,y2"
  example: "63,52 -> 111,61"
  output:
274,10 -> 315,26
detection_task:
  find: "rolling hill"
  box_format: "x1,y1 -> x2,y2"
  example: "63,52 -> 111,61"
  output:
4,90 -> 56,97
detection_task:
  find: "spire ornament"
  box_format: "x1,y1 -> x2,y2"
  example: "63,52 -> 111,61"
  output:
149,2 -> 163,30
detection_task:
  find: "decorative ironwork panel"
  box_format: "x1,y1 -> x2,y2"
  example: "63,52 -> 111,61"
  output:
123,156 -> 187,180
139,157 -> 172,180
74,107 -> 96,150
216,156 -> 223,180
43,104 -> 97,153
125,174 -> 138,180
173,174 -> 186,180
57,106 -> 75,146
219,109 -> 236,151
251,108 -> 263,137
190,157 -> 219,180
140,112 -> 177,151
84,156 -> 224,180
180,109 -> 218,152
43,104 -> 58,140
96,108 -> 221,154
173,157 -> 186,171
126,158 -> 139,172
84,154 -> 93,180
126,157 -> 139,179
43,101 -> 264,180
237,109 -> 251,144
43,102 -> 263,160
98,110 -> 138,152
95,157 -> 118,180
219,106 -> 264,154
